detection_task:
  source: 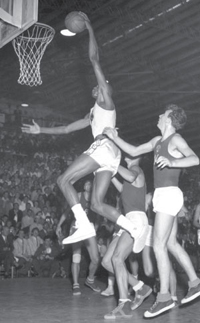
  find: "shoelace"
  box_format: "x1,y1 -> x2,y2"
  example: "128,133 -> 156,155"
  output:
149,300 -> 159,311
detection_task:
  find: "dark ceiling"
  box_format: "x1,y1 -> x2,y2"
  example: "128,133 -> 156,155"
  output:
0,0 -> 200,157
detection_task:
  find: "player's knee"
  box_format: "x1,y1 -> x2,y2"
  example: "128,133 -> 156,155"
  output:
101,256 -> 110,270
72,253 -> 81,264
111,251 -> 122,268
91,199 -> 103,214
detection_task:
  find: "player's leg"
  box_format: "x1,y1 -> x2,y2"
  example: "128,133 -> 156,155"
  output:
167,216 -> 200,304
60,154 -> 100,244
91,171 -> 148,252
57,153 -> 99,207
71,242 -> 82,295
144,212 -> 175,318
84,236 -> 101,292
101,235 -> 119,296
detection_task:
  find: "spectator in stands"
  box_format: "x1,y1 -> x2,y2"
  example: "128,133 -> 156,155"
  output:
21,208 -> 34,232
32,235 -> 60,277
29,213 -> 43,234
0,226 -> 14,277
26,227 -> 43,257
8,202 -> 23,229
13,229 -> 32,276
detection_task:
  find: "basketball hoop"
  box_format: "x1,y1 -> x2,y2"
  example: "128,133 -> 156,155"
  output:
12,23 -> 55,86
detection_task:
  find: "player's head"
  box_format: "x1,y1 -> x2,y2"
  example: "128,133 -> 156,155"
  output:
84,180 -> 92,192
165,104 -> 187,130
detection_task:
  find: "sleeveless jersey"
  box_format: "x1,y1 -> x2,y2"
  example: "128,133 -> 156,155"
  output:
90,102 -> 116,138
121,177 -> 146,214
153,133 -> 181,188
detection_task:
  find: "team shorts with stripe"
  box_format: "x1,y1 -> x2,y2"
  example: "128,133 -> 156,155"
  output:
84,138 -> 121,176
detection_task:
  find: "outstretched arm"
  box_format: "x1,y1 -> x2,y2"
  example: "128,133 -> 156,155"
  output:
103,127 -> 160,157
21,117 -> 90,135
80,13 -> 114,110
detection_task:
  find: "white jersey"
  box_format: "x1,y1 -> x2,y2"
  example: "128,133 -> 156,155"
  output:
90,102 -> 116,138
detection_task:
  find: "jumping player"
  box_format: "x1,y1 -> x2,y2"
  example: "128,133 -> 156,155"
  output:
21,14 -> 148,253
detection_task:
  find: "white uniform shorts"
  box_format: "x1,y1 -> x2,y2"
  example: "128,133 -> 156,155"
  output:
145,225 -> 153,247
114,211 -> 148,240
153,187 -> 183,216
84,138 -> 121,176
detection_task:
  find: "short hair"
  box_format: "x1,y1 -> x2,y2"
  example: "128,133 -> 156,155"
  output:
165,104 -> 187,130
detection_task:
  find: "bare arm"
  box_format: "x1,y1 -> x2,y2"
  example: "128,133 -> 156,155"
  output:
117,165 -> 139,183
111,177 -> 123,193
103,128 -> 160,157
81,14 -> 113,110
21,117 -> 90,135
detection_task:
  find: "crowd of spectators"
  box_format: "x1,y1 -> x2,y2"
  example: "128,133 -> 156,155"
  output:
0,126 -> 199,280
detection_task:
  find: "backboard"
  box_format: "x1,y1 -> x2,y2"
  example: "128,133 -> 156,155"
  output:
0,0 -> 38,48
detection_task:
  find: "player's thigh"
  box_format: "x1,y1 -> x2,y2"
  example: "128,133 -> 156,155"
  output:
61,153 -> 100,183
153,212 -> 175,246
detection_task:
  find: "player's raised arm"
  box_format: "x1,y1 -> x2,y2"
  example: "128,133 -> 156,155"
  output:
21,117 -> 90,135
80,13 -> 113,111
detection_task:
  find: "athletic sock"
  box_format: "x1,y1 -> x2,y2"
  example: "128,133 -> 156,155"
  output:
132,280 -> 144,292
108,275 -> 115,287
119,298 -> 131,304
71,204 -> 90,225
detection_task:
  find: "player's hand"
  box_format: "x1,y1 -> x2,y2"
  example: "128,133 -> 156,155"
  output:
56,225 -> 62,239
103,127 -> 118,140
155,156 -> 172,169
21,120 -> 40,134
78,12 -> 90,22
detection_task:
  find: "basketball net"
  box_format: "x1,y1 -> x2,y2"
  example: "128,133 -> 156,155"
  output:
12,23 -> 55,86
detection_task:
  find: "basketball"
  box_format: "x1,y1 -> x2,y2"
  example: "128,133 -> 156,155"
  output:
65,12 -> 86,33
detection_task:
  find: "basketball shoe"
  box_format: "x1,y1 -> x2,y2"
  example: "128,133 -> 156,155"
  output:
62,222 -> 96,244
104,301 -> 133,320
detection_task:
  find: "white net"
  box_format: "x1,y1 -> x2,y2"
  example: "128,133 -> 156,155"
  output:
12,23 -> 55,86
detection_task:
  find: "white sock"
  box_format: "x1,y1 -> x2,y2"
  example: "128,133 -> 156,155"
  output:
171,295 -> 178,301
119,298 -> 131,303
133,280 -> 144,292
108,275 -> 115,287
116,215 -> 133,234
71,204 -> 90,225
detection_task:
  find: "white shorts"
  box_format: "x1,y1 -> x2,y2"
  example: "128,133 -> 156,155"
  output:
145,225 -> 153,247
84,138 -> 121,176
153,187 -> 183,216
114,211 -> 148,239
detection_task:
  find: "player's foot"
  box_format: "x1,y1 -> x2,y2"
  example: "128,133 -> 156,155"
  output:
131,284 -> 152,310
181,282 -> 200,304
104,301 -> 133,320
85,278 -> 101,292
144,299 -> 175,318
132,224 -> 149,253
73,283 -> 81,295
62,222 -> 96,244
101,286 -> 114,297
